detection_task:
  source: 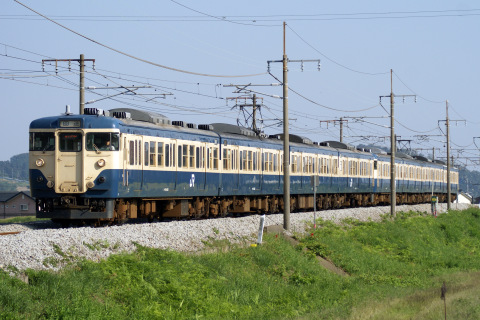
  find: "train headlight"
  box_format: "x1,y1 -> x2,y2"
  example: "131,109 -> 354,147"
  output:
97,159 -> 106,167
86,181 -> 95,189
46,181 -> 54,188
35,158 -> 45,167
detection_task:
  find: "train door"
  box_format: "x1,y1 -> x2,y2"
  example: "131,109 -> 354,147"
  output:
255,148 -> 261,190
233,146 -> 239,190
123,135 -> 128,187
196,144 -> 206,190
173,140 -> 178,190
373,160 -> 378,192
55,131 -> 84,193
125,135 -> 144,191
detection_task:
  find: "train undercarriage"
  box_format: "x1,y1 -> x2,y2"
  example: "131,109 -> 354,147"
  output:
112,192 -> 454,222
37,192 -> 455,226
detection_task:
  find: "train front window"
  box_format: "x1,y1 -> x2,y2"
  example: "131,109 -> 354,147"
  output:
86,133 -> 119,151
29,132 -> 55,151
59,132 -> 82,152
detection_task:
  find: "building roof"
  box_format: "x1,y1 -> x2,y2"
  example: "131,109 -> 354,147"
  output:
0,191 -> 33,203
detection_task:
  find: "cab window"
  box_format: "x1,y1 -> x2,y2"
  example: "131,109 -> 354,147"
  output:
29,132 -> 55,151
59,132 -> 82,152
86,133 -> 119,151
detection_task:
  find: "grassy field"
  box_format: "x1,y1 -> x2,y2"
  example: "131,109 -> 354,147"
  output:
1,208 -> 480,319
0,216 -> 42,224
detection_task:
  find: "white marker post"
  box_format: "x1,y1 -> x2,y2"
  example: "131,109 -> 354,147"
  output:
257,214 -> 266,244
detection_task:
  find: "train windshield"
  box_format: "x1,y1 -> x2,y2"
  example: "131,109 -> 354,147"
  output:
59,132 -> 82,152
86,132 -> 119,151
29,132 -> 55,151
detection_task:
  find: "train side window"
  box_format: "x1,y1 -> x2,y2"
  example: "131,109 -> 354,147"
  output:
223,148 -> 229,170
189,145 -> 195,168
165,144 -> 170,167
247,151 -> 253,171
239,151 -> 243,170
178,145 -> 183,168
172,144 -> 176,168
149,142 -> 156,166
129,141 -> 135,165
182,144 -> 188,168
196,147 -> 200,168
207,148 -> 211,169
213,147 -> 219,170
134,141 -> 138,165
273,153 -> 278,172
138,140 -> 142,166
144,142 -> 149,166
232,149 -> 237,170
157,142 -> 164,167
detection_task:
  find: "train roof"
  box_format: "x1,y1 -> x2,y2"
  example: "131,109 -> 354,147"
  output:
30,107 -> 454,169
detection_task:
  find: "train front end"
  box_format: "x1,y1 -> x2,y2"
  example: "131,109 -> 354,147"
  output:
29,110 -> 122,221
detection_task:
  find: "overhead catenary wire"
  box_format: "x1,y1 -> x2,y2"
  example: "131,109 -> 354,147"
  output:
4,8 -> 480,22
287,25 -> 389,76
170,0 -> 280,27
14,0 -> 268,78
392,71 -> 444,104
3,42 -> 471,162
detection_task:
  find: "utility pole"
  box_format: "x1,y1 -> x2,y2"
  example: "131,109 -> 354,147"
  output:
439,104 -> 465,210
390,71 -> 396,218
267,22 -> 320,231
379,69 -> 416,218
319,118 -> 348,142
80,54 -> 85,115
225,95 -> 264,133
340,117 -> 344,143
446,100 -> 451,210
282,22 -> 290,231
223,83 -> 281,134
42,54 -> 95,114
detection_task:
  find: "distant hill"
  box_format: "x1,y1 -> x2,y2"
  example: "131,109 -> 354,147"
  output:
0,153 -> 28,191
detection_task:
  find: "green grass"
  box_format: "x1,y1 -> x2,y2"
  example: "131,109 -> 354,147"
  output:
2,208 -> 480,319
0,216 -> 46,224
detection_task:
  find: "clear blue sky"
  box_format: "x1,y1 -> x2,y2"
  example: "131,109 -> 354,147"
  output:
1,0 -> 479,169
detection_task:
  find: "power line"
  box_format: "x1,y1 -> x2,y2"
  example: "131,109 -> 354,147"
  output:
4,8 -> 480,21
14,0 -> 268,78
392,71 -> 444,104
170,0 -> 279,27
287,25 -> 389,76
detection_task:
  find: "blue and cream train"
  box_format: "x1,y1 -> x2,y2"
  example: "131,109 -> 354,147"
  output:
29,108 -> 458,222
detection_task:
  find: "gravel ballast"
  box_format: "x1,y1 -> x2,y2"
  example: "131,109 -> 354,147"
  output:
0,203 -> 472,272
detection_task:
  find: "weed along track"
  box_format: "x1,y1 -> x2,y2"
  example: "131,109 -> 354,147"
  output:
264,224 -> 349,277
